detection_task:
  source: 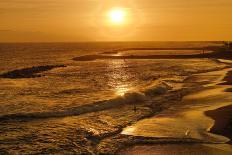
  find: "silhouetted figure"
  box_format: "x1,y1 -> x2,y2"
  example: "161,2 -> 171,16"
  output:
178,92 -> 182,100
224,41 -> 231,50
133,104 -> 137,112
229,42 -> 232,50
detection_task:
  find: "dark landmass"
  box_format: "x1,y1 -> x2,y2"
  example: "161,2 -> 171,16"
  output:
225,88 -> 232,92
101,51 -> 119,55
101,46 -> 223,53
221,70 -> 232,85
0,65 -> 66,79
73,48 -> 232,61
205,105 -> 232,144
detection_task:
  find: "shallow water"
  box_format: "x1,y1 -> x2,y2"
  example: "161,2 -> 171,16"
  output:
0,50 -> 226,116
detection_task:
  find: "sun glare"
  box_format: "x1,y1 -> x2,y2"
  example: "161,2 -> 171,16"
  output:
108,8 -> 126,24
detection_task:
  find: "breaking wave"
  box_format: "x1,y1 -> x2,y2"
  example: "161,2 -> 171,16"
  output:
0,81 -> 172,122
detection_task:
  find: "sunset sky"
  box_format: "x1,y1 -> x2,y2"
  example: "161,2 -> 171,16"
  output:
0,0 -> 232,42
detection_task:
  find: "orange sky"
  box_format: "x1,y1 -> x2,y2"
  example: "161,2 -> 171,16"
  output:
0,0 -> 232,42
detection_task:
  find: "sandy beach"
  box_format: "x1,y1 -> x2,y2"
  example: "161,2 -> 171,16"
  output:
119,65 -> 232,155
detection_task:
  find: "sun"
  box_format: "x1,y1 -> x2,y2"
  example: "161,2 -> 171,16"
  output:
108,8 -> 126,24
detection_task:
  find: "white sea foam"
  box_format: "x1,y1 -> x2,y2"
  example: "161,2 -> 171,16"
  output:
0,81 -> 173,121
144,81 -> 173,96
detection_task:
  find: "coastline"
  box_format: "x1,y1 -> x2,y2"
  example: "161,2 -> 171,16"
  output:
117,64 -> 232,154
205,105 -> 232,144
205,68 -> 232,144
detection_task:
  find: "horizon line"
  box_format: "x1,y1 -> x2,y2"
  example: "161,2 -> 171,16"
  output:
0,41 -> 228,44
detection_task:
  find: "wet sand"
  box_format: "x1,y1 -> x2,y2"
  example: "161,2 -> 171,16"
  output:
119,67 -> 232,154
119,144 -> 232,155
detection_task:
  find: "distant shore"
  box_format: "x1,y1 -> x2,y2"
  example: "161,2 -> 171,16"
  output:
73,48 -> 232,61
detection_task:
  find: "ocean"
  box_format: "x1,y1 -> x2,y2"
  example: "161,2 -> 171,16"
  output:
0,42 -> 228,154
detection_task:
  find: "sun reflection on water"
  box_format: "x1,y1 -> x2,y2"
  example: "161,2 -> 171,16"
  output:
107,59 -> 131,96
115,85 -> 130,96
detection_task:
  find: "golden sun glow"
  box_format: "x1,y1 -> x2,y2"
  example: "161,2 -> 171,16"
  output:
108,8 -> 126,25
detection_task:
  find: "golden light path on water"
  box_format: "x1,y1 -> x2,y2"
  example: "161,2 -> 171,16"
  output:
107,59 -> 131,96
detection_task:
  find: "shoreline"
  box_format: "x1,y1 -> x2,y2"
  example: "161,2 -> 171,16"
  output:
117,65 -> 232,154
206,66 -> 232,143
205,105 -> 232,144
